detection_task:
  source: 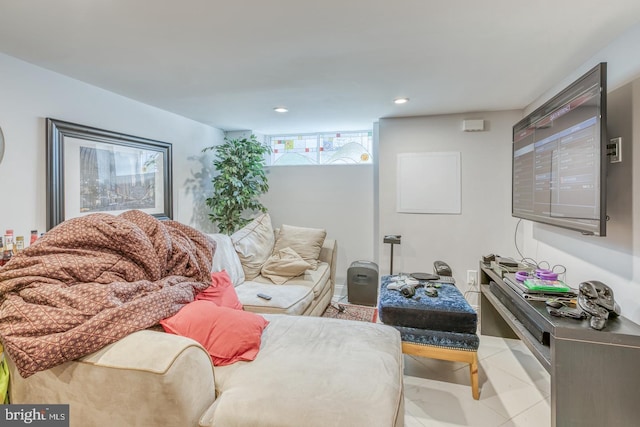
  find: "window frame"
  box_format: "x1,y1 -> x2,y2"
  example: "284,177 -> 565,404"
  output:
266,130 -> 373,166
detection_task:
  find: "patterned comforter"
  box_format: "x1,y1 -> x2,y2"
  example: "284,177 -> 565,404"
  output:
0,210 -> 215,378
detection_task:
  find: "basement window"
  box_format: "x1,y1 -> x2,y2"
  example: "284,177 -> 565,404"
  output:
267,130 -> 373,166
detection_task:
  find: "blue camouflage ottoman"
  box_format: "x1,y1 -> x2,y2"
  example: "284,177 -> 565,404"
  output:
378,275 -> 480,399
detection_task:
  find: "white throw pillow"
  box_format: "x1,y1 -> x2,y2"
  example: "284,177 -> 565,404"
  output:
231,213 -> 275,280
207,233 -> 245,287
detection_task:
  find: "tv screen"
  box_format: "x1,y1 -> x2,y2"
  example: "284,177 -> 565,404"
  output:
512,63 -> 607,236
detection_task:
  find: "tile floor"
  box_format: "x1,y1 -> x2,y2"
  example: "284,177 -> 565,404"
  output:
332,292 -> 551,426
403,334 -> 550,426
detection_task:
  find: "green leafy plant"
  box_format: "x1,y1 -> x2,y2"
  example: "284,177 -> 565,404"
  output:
202,134 -> 272,234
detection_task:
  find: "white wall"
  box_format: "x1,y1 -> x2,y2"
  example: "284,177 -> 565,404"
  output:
518,23 -> 640,323
0,52 -> 375,300
226,129 -> 376,290
260,164 -> 374,289
0,53 -> 224,239
378,110 -> 523,305
5,21 -> 639,324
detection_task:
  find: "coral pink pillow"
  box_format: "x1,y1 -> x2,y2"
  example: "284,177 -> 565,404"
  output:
160,300 -> 269,366
196,270 -> 243,310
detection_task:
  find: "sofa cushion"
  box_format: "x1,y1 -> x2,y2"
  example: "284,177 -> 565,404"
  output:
196,271 -> 243,310
160,300 -> 268,366
231,213 -> 275,280
272,224 -> 326,270
261,247 -> 311,284
235,282 -> 314,315
207,233 -> 245,286
210,314 -> 404,427
253,261 -> 331,299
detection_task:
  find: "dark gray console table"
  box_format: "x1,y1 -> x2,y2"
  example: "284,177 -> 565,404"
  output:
479,262 -> 640,427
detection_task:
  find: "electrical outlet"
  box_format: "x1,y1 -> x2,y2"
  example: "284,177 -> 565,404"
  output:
466,270 -> 477,286
608,137 -> 622,163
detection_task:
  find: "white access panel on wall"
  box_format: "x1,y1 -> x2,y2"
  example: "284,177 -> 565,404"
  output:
397,152 -> 461,214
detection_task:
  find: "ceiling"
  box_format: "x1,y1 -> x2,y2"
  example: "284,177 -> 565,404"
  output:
1,0 -> 640,135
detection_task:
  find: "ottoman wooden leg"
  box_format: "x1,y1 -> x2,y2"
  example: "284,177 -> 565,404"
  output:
469,352 -> 479,400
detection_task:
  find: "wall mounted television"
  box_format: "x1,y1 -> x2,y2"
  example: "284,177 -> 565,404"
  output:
512,62 -> 607,236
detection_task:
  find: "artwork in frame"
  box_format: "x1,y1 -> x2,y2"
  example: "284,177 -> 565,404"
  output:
46,118 -> 173,230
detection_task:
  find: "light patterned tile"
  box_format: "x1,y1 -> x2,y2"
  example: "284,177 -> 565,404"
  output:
477,334 -> 513,361
475,363 -> 548,419
483,345 -> 550,396
404,379 -> 508,426
499,397 -> 551,427
404,354 -> 465,377
404,335 -> 551,425
404,354 -> 486,396
403,411 -> 427,427
505,336 -> 528,350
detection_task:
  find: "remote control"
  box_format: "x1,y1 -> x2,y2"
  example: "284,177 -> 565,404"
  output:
257,293 -> 272,300
432,276 -> 456,284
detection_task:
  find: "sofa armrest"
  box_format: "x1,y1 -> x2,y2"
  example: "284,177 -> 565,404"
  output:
8,330 -> 216,427
198,399 -> 220,427
319,238 -> 337,292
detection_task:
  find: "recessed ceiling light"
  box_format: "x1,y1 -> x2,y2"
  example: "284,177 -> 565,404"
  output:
274,107 -> 288,113
394,97 -> 409,104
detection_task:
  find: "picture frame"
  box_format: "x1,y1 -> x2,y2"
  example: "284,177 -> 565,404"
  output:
0,125 -> 4,165
46,118 -> 173,230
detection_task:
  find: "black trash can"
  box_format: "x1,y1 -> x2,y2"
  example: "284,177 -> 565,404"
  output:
347,261 -> 379,306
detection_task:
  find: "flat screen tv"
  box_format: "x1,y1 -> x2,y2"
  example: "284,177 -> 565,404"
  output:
512,62 -> 607,236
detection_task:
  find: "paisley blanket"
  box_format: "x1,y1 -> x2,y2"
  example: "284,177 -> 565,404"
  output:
0,210 -> 215,378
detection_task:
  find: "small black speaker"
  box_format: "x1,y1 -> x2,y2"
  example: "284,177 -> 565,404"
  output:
347,261 -> 379,306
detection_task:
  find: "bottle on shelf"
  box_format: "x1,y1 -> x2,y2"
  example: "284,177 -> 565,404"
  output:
30,230 -> 38,246
2,229 -> 13,265
15,236 -> 25,253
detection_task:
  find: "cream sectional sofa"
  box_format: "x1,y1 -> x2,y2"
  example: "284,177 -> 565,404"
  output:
208,214 -> 337,317
5,214 -> 405,426
7,315 -> 404,427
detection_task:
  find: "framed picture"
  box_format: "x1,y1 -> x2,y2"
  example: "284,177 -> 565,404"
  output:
46,118 -> 173,230
0,125 -> 5,164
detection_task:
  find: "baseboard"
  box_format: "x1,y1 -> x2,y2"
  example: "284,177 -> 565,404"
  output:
333,283 -> 346,301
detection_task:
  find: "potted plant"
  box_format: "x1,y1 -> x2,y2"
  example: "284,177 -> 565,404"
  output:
202,134 -> 272,234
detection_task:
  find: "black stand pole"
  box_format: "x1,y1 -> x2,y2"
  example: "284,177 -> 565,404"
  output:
383,235 -> 401,276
